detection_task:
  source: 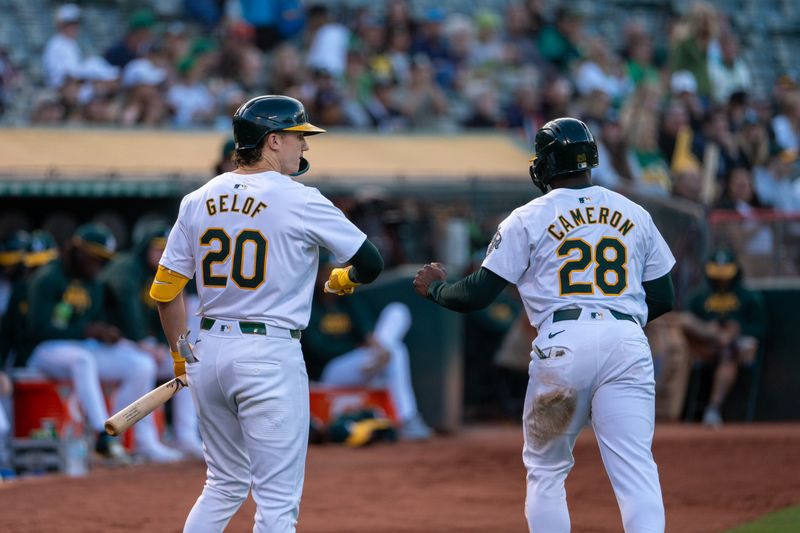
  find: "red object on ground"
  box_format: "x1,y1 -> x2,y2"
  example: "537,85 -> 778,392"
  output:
309,385 -> 398,424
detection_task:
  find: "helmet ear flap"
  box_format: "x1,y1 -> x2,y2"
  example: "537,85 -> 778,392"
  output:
290,157 -> 310,177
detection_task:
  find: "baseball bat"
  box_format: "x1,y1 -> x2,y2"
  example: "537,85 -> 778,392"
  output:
104,375 -> 187,436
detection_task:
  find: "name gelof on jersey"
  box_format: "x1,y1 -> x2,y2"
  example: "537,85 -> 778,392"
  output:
205,193 -> 267,218
547,205 -> 635,241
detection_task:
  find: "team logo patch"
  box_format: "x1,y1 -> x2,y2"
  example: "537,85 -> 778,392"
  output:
487,230 -> 502,254
234,183 -> 248,190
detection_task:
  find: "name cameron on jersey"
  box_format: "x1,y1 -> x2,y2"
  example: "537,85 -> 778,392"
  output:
205,194 -> 267,218
547,206 -> 635,241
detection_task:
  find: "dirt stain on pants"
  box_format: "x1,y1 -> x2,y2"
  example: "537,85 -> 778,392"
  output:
527,388 -> 577,447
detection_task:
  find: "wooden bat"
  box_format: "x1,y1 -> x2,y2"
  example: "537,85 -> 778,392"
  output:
104,375 -> 187,436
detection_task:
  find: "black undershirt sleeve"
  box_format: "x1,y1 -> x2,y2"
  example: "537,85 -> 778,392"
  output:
642,272 -> 674,323
427,267 -> 510,313
347,239 -> 384,284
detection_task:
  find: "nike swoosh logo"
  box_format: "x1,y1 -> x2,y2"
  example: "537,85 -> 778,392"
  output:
152,280 -> 171,285
548,330 -> 565,339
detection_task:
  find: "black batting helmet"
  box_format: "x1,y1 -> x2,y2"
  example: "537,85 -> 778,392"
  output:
529,117 -> 598,193
232,95 -> 326,176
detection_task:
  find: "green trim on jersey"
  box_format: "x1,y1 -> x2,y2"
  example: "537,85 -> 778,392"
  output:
642,273 -> 675,323
427,267 -> 509,313
348,239 -> 384,284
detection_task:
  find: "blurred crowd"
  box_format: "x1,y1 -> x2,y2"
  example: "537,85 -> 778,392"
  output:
0,0 -> 795,215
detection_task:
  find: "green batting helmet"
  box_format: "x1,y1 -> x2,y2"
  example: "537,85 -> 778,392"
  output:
529,117 -> 598,193
232,95 -> 325,176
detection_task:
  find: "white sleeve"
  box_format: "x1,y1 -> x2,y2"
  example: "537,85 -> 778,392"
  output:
480,212 -> 529,284
642,214 -> 676,282
159,196 -> 195,278
302,188 -> 366,263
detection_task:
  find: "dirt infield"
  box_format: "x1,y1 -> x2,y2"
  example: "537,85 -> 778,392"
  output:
1,423 -> 799,532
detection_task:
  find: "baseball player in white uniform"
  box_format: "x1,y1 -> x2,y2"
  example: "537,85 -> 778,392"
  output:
150,95 -> 383,533
414,118 -> 675,533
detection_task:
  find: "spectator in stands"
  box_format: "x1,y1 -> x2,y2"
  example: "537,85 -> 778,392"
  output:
503,78 -> 543,144
120,47 -> 168,126
539,75 -> 574,122
736,109 -> 771,170
167,40 -> 218,128
76,57 -> 122,124
24,223 -> 181,463
670,70 -> 705,128
42,4 -> 82,89
101,223 -> 203,458
410,7 -> 450,87
771,91 -> 800,152
658,100 -> 700,176
709,33 -> 752,106
574,37 -> 630,104
306,4 -> 350,79
672,167 -> 704,205
240,0 -> 282,52
310,67 -> 346,126
393,54 -> 450,130
363,76 -> 407,132
593,111 -> 637,190
670,2 -> 718,103
462,83 -> 502,129
622,82 -> 672,195
623,23 -> 660,89
682,249 -> 765,427
104,9 -> 157,69
753,149 -> 800,212
715,166 -> 776,275
696,108 -> 741,185
501,2 -> 544,71
302,257 -> 432,441
536,6 -> 584,73
470,10 -> 504,71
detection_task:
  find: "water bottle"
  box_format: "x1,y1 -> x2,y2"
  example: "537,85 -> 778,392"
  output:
62,426 -> 88,478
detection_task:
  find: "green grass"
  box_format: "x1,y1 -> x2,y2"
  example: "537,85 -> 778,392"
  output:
724,506 -> 800,533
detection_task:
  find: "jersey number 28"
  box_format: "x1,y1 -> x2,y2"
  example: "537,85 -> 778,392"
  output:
557,237 -> 627,296
200,228 -> 268,289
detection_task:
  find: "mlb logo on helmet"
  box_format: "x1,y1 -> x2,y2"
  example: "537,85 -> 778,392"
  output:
577,153 -> 588,169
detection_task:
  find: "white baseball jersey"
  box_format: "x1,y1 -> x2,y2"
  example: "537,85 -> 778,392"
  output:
482,185 -> 675,328
159,171 -> 366,330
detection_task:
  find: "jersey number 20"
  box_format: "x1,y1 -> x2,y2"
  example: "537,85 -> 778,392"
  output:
200,228 -> 268,289
557,237 -> 627,295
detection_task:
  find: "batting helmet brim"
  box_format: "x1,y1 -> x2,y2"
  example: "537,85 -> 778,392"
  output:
283,123 -> 326,135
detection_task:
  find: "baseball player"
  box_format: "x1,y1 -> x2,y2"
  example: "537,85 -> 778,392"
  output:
303,257 -> 431,440
102,221 -> 204,457
150,95 -> 383,533
413,118 -> 675,532
25,223 -> 181,463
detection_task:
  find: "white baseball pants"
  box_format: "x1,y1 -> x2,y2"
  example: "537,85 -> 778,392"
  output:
319,302 -> 420,422
28,339 -> 158,446
184,319 -> 309,533
523,315 -> 664,533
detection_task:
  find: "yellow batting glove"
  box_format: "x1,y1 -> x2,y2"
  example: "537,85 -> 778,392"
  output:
170,350 -> 186,378
324,266 -> 360,296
